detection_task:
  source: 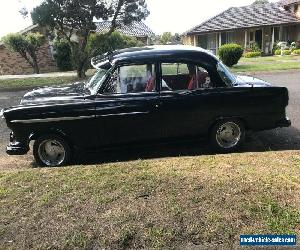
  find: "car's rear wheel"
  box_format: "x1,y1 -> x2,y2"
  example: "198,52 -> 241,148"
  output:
33,135 -> 71,167
210,119 -> 245,153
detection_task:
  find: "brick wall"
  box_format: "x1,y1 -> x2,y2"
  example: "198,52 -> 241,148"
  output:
0,42 -> 58,75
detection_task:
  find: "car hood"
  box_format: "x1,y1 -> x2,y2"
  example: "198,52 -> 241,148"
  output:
234,75 -> 271,87
20,81 -> 87,105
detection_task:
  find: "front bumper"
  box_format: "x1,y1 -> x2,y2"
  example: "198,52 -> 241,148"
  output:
276,117 -> 291,128
6,132 -> 29,155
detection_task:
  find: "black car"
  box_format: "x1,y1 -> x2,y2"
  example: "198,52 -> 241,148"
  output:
0,45 -> 291,167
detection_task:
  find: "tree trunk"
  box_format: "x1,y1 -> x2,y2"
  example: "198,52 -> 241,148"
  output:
77,64 -> 86,78
32,55 -> 40,74
71,36 -> 89,79
19,52 -> 40,74
33,62 -> 40,74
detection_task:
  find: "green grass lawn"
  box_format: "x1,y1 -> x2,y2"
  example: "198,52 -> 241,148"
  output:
0,70 -> 96,91
231,55 -> 300,73
0,76 -> 80,91
1,151 -> 300,249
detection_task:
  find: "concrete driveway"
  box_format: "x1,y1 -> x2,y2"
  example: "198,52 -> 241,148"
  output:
0,70 -> 300,161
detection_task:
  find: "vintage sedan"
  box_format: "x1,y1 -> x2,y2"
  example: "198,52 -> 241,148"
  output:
1,45 -> 291,166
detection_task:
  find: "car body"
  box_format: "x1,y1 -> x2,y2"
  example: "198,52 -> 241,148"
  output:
1,45 -> 291,166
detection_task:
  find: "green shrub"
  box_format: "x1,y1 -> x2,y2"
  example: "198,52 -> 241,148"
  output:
283,50 -> 292,55
244,42 -> 261,53
292,49 -> 300,55
244,51 -> 261,58
218,44 -> 244,67
53,40 -> 73,71
274,49 -> 281,55
274,49 -> 292,56
249,42 -> 261,52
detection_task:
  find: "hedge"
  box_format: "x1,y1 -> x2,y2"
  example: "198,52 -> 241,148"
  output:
274,49 -> 292,56
244,51 -> 261,58
218,44 -> 244,67
292,49 -> 300,55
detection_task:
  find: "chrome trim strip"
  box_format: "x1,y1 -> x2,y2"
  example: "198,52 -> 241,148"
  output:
99,111 -> 149,117
11,115 -> 94,124
0,109 -> 4,119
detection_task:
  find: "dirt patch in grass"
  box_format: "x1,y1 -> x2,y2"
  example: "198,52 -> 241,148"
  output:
1,151 -> 300,249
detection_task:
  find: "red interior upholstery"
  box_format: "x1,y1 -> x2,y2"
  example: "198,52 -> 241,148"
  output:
162,75 -> 190,90
145,76 -> 155,92
188,72 -> 209,90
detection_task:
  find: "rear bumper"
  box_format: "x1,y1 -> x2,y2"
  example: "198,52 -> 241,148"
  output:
276,117 -> 291,128
6,132 -> 29,155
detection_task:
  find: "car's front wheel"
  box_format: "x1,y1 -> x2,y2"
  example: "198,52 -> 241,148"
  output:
210,119 -> 245,153
33,135 -> 72,167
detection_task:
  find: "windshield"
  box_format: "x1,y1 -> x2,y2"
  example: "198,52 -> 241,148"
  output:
217,62 -> 236,86
85,69 -> 108,95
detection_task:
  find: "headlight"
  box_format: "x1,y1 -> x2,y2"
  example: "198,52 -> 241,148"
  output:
0,109 -> 5,119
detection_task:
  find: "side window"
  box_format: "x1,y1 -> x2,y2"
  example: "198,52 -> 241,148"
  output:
103,64 -> 156,94
161,63 -> 213,91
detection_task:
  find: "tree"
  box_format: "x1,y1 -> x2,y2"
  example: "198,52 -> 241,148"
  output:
160,32 -> 172,45
159,32 -> 182,45
31,0 -> 149,78
2,32 -> 45,74
173,33 -> 182,44
252,0 -> 269,4
53,39 -> 73,71
87,31 -> 143,58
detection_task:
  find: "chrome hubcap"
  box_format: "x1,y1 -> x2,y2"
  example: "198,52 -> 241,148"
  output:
216,122 -> 241,149
38,139 -> 65,166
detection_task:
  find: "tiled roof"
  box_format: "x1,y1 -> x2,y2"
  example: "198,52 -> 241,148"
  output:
0,24 -> 39,46
19,24 -> 39,35
279,0 -> 300,6
186,2 -> 300,35
95,21 -> 154,37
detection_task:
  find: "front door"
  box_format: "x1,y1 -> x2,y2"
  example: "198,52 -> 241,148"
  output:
94,63 -> 161,146
255,30 -> 263,49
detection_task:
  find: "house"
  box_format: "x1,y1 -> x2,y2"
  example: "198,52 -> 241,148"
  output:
0,24 -> 57,75
0,21 -> 154,75
95,21 -> 154,45
182,0 -> 300,55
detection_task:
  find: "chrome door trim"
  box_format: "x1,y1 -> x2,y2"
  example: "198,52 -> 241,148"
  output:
99,111 -> 149,117
10,115 -> 95,124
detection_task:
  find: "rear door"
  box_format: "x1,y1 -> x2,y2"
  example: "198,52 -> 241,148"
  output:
158,62 -> 235,139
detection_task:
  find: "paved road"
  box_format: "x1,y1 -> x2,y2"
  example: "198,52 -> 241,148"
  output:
0,70 -> 299,162
247,70 -> 300,151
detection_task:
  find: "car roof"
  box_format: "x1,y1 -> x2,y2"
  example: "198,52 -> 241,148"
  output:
110,45 -> 218,65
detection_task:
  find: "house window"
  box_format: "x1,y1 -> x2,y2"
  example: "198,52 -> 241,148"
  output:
274,27 -> 280,42
249,31 -> 254,42
221,32 -> 235,45
198,35 -> 208,49
221,33 -> 227,45
282,26 -> 289,41
226,32 -> 234,43
207,33 -> 217,54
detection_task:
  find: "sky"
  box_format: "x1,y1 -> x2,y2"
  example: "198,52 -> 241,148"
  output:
0,0 -> 278,38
